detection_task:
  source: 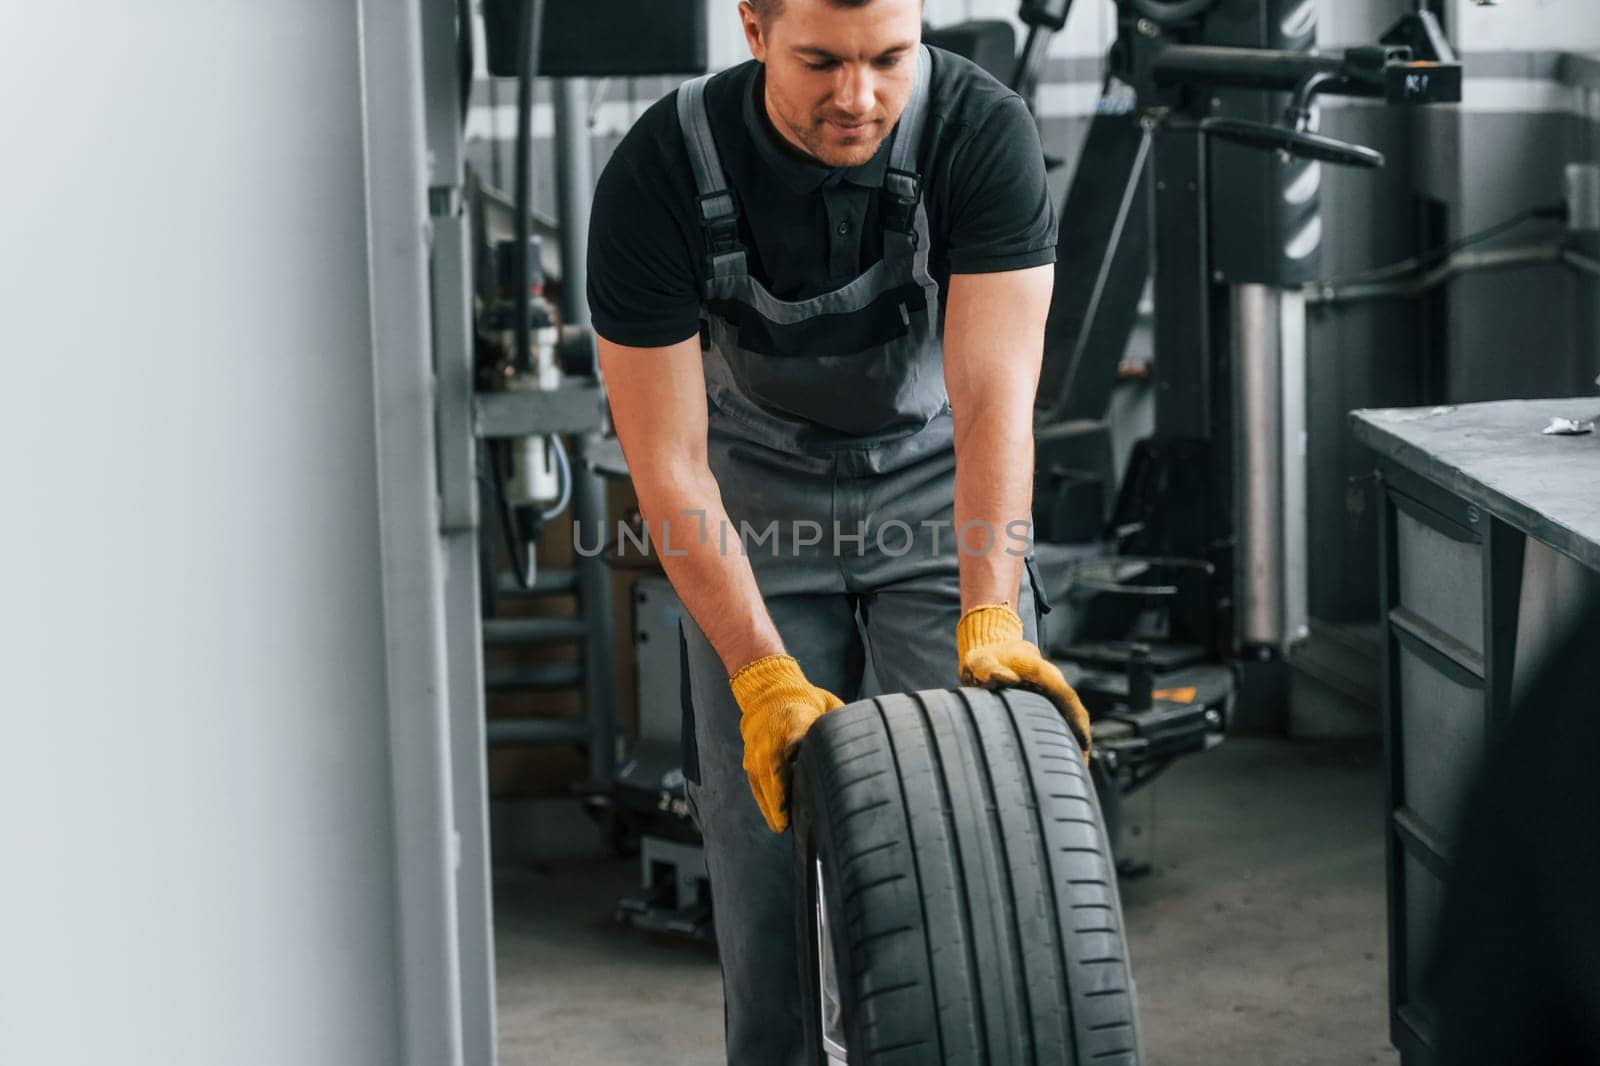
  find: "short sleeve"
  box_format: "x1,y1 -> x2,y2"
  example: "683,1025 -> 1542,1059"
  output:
586,102 -> 703,348
943,95 -> 1058,275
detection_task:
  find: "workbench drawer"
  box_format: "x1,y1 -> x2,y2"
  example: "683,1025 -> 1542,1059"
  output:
1400,849 -> 1444,1016
1394,505 -> 1483,659
1396,640 -> 1485,845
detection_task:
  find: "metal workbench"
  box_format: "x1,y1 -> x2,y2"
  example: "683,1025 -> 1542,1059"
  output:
1352,397 -> 1600,1066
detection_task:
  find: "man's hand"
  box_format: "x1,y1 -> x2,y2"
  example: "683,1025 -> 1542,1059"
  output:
730,654 -> 845,833
957,602 -> 1092,755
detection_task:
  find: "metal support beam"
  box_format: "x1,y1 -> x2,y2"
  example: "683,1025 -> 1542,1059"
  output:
356,1 -> 467,1061
419,2 -> 497,1061
553,78 -> 594,329
572,434 -> 616,787
1233,284 -> 1309,651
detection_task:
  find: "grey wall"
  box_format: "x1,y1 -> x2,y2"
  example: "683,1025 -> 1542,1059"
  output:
0,4 -> 404,1064
1427,105 -> 1590,401
1451,0 -> 1600,51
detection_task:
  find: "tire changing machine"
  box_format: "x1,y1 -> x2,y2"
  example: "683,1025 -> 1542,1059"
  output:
927,0 -> 1462,872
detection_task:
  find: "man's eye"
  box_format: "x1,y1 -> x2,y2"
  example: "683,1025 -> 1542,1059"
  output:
874,56 -> 903,69
806,61 -> 838,72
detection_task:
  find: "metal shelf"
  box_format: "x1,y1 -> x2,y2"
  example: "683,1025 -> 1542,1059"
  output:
483,617 -> 589,644
485,663 -> 584,692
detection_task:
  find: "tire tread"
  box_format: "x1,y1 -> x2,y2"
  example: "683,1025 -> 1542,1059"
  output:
795,688 -> 1141,1065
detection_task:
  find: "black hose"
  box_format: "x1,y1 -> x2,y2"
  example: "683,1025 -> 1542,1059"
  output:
1327,203 -> 1568,287
456,0 -> 474,122
514,0 -> 546,377
487,442 -> 536,590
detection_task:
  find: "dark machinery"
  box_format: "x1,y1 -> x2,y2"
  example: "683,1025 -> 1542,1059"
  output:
936,0 -> 1461,869
611,576 -> 713,940
481,0 -> 708,78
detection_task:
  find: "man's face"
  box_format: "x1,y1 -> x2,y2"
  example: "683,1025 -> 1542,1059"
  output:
741,0 -> 923,169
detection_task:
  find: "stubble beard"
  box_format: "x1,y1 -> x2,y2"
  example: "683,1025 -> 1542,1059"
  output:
790,114 -> 886,168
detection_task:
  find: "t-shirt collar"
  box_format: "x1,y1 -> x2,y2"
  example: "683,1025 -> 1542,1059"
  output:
743,64 -> 891,194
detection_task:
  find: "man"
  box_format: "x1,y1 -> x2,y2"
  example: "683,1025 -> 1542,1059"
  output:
587,0 -> 1092,1060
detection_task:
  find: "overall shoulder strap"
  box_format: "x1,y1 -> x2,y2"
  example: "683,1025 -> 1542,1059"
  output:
676,73 -> 747,280
882,45 -> 934,239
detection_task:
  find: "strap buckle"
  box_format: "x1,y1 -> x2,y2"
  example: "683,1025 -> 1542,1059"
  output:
884,167 -> 921,205
883,167 -> 922,240
697,190 -> 743,257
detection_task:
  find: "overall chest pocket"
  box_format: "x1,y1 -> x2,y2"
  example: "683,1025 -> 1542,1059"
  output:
706,278 -> 929,360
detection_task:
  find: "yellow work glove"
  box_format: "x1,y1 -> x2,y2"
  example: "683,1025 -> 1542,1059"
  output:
958,602 -> 1093,756
730,654 -> 845,833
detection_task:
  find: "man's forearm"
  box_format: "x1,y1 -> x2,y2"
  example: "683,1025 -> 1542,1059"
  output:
952,404 -> 1034,612
941,266 -> 1053,613
635,463 -> 785,674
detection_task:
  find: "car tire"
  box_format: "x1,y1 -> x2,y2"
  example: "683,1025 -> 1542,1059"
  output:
791,688 -> 1141,1065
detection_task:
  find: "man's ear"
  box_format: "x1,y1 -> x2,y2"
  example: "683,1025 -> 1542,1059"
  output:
738,2 -> 769,63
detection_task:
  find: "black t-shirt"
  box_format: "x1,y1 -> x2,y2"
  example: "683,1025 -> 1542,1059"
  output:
587,46 -> 1058,349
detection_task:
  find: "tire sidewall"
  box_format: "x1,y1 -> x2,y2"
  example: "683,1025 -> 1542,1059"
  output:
791,740 -> 866,1066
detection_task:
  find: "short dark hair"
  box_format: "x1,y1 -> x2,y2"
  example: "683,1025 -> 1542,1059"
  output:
747,0 -> 884,26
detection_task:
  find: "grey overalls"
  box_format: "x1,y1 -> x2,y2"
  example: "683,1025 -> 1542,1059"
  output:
675,47 -> 1047,1064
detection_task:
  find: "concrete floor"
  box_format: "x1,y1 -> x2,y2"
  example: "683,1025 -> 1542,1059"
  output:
493,737 -> 1397,1066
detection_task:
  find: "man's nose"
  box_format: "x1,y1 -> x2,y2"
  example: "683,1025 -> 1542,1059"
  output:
831,65 -> 877,116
